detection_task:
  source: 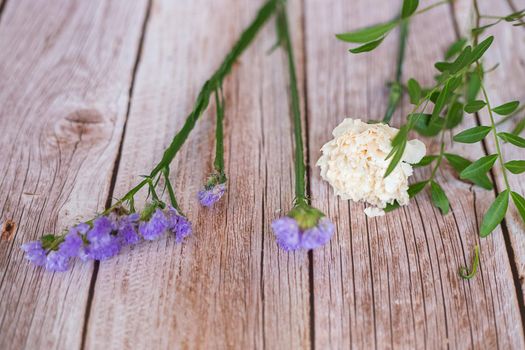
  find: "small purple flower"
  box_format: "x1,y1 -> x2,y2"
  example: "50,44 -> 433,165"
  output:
45,251 -> 69,272
139,209 -> 169,241
301,217 -> 335,250
58,228 -> 84,257
21,241 -> 46,266
271,217 -> 301,251
85,216 -> 121,260
117,213 -> 140,245
271,215 -> 335,251
198,183 -> 226,207
165,206 -> 192,243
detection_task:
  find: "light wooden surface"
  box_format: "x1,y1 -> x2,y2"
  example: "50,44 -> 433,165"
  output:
0,0 -> 524,349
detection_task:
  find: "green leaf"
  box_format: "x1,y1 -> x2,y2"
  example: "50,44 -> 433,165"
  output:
480,189 -> 509,237
432,77 -> 461,120
446,101 -> 464,129
464,100 -> 487,113
414,155 -> 438,168
448,46 -> 472,73
504,10 -> 525,22
349,37 -> 386,53
471,22 -> 499,36
384,140 -> 406,178
336,21 -> 397,43
511,191 -> 525,223
445,38 -> 467,60
492,101 -> 520,115
512,118 -> 525,135
407,78 -> 422,105
409,113 -> 444,137
401,0 -> 419,18
498,132 -> 525,147
460,154 -> 498,180
469,36 -> 494,63
504,160 -> 525,174
459,245 -> 480,280
408,181 -> 428,197
430,181 -> 450,214
453,126 -> 491,143
466,72 -> 482,103
444,153 -> 493,190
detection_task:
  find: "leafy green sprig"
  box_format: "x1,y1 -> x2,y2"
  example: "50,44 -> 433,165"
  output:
338,0 -> 525,278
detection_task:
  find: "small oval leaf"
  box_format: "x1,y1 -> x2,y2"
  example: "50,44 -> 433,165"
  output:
469,36 -> 494,63
453,126 -> 491,143
504,160 -> 525,174
460,154 -> 498,180
414,155 -> 438,168
349,37 -> 386,53
407,78 -> 422,105
498,132 -> 525,147
480,190 -> 509,237
430,181 -> 450,215
511,191 -> 525,224
336,21 -> 397,43
401,0 -> 419,18
464,100 -> 486,113
492,101 -> 519,115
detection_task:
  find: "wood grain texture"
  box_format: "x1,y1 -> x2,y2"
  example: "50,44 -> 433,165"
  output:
0,0 -> 148,349
454,0 -> 525,302
305,0 -> 525,348
83,1 -> 311,349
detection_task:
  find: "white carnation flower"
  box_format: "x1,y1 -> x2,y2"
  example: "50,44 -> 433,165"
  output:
317,118 -> 426,217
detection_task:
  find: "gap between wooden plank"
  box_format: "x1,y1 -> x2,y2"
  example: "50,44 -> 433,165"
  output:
448,0 -> 525,331
79,1 -> 154,348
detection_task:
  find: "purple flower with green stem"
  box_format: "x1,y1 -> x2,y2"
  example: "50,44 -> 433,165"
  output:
271,6 -> 335,251
199,88 -> 227,207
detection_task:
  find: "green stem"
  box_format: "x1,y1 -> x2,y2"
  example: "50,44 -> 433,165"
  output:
383,19 -> 409,124
214,87 -> 226,182
477,64 -> 511,190
276,2 -> 307,205
414,0 -> 451,16
149,0 -> 278,179
163,167 -> 181,212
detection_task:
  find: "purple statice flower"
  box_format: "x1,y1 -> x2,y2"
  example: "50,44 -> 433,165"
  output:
271,217 -> 301,251
301,217 -> 335,250
198,183 -> 226,207
139,209 -> 169,241
271,215 -> 335,251
85,216 -> 121,260
117,213 -> 140,245
165,206 -> 192,243
21,241 -> 47,266
45,251 -> 69,272
58,227 -> 84,257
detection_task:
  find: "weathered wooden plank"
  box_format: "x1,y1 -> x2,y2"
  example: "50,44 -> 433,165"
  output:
83,1 -> 310,349
454,0 -> 525,303
305,0 -> 524,348
0,0 -> 148,349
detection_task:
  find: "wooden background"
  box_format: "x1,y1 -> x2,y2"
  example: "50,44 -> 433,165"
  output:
0,0 -> 524,348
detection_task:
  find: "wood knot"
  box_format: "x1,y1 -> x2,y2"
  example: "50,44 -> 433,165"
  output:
54,108 -> 109,144
1,219 -> 16,241
65,109 -> 104,125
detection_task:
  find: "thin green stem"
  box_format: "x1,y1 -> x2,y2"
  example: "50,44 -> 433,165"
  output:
214,87 -> 226,182
383,19 -> 409,124
414,0 -> 451,16
477,64 -> 511,190
149,0 -> 278,179
276,2 -> 307,205
163,167 -> 181,212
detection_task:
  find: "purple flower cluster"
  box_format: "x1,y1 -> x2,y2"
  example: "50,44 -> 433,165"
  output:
21,205 -> 192,272
198,183 -> 226,207
271,216 -> 334,251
